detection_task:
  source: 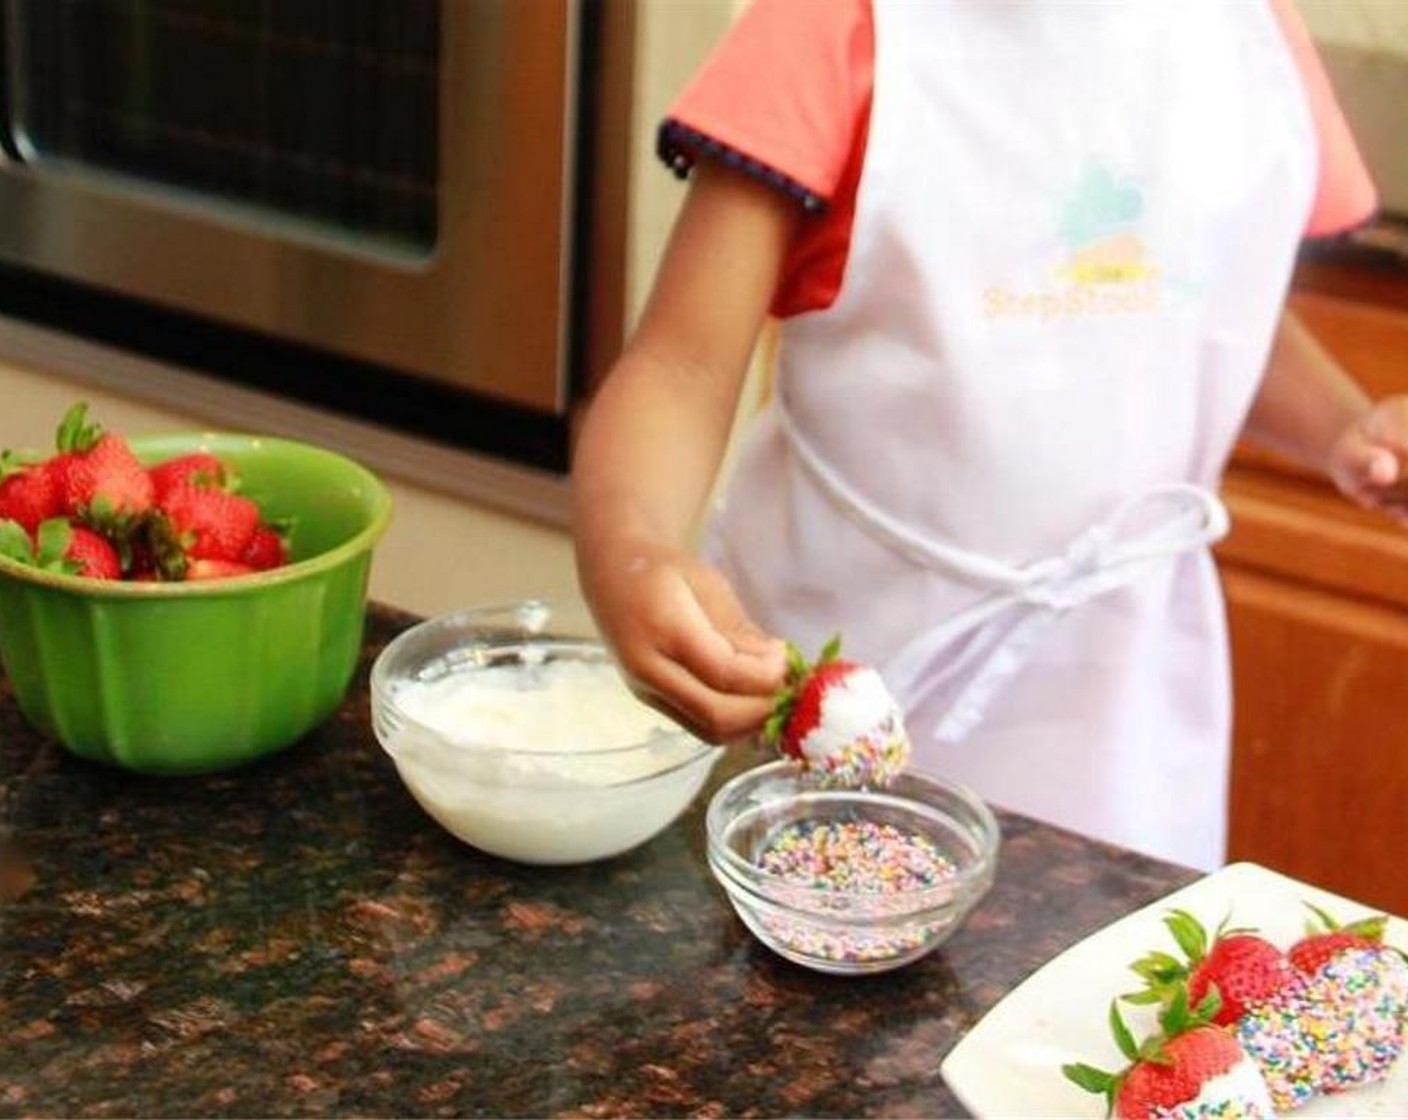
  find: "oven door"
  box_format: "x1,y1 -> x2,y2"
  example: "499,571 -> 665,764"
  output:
0,0 -> 579,416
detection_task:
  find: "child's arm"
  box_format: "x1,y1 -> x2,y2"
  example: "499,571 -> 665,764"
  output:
571,163 -> 798,742
1243,309 -> 1408,523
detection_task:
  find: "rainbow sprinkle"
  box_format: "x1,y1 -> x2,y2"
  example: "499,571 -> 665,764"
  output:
805,721 -> 912,789
1234,972 -> 1321,1111
752,819 -> 957,964
1235,946 -> 1408,1110
1150,1095 -> 1271,1119
1310,948 -> 1408,1092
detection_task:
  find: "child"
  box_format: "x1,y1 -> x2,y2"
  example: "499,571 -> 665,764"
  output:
571,0 -> 1406,870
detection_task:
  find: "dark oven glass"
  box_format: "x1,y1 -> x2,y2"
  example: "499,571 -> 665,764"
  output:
6,0 -> 440,254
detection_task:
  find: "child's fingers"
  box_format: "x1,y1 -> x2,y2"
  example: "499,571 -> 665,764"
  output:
1333,422 -> 1404,508
1355,400 -> 1408,496
1359,446 -> 1400,490
592,547 -> 786,741
668,623 -> 785,699
1362,398 -> 1408,453
626,655 -> 777,745
670,569 -> 787,696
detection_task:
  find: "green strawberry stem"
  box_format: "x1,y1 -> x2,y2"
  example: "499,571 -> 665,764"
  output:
761,633 -> 843,748
0,517 -> 86,576
141,513 -> 190,581
0,519 -> 33,562
54,401 -> 102,454
1122,909 -> 1257,1009
1301,901 -> 1408,965
1063,989 -> 1224,1116
1302,901 -> 1387,941
34,519 -> 73,567
0,450 -> 43,478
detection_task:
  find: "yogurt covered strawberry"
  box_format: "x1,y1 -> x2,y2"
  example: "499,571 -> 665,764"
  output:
1065,998 -> 1276,1120
761,637 -> 911,788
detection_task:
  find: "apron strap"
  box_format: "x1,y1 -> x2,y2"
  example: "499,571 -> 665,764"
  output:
775,392 -> 1041,588
774,391 -> 1231,741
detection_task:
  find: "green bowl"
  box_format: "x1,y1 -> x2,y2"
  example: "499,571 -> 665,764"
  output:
0,433 -> 393,774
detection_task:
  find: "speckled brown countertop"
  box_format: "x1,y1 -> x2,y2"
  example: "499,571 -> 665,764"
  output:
0,603 -> 1198,1119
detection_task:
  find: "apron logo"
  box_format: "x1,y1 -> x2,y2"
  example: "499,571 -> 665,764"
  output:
984,160 -> 1162,320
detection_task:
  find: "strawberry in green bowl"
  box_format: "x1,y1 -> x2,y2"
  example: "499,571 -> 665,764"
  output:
0,408 -> 392,774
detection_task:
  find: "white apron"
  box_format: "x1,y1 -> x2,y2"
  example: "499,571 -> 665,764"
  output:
707,0 -> 1316,870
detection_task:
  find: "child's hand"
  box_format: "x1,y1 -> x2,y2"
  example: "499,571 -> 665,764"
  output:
1328,397 -> 1408,525
583,541 -> 788,744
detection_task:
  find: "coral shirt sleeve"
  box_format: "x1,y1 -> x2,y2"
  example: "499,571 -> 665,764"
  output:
658,0 -> 869,210
1268,0 -> 1379,237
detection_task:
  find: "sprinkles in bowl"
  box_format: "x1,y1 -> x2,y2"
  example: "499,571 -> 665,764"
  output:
707,761 -> 999,975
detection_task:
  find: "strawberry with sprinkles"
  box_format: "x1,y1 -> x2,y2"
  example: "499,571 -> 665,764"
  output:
1114,902 -> 1408,1115
761,635 -> 912,788
1125,910 -> 1318,1111
1284,903 -> 1408,1096
1064,989 -> 1276,1119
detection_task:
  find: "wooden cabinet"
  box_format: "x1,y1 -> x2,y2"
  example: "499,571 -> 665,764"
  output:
1218,281 -> 1408,914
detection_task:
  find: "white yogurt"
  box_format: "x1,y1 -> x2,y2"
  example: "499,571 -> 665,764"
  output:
383,657 -> 720,864
1170,1056 -> 1275,1118
799,667 -> 908,758
396,659 -> 677,760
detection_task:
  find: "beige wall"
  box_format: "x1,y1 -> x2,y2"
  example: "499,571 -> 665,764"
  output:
1297,0 -> 1408,51
626,1 -> 736,318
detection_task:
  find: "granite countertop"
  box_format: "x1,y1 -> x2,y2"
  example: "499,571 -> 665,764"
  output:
0,603 -> 1198,1119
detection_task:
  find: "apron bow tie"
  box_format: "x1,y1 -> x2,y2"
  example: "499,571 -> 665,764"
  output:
773,393 -> 1230,743
1016,524 -> 1111,611
883,485 -> 1230,743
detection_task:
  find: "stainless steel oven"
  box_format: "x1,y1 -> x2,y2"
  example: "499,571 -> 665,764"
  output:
0,0 -> 629,474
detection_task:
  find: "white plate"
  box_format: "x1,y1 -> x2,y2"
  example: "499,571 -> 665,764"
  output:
941,862 -> 1408,1118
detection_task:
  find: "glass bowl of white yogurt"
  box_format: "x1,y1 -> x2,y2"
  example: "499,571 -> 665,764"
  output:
369,600 -> 723,865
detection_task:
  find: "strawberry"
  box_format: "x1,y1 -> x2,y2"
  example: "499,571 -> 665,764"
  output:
1288,903 -> 1393,978
1285,902 -> 1408,1094
186,558 -> 256,581
0,454 -> 60,533
156,482 -> 261,564
51,403 -> 154,521
44,450 -> 80,506
1187,936 -> 1296,1028
1126,909 -> 1297,1027
61,523 -> 122,580
0,517 -> 119,580
239,524 -> 288,571
2,408 -> 281,586
147,451 -> 228,503
1124,910 -> 1317,1110
1064,991 -> 1274,1119
760,635 -> 911,787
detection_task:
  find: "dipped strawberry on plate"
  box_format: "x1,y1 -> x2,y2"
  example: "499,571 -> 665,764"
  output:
1285,904 -> 1408,1096
1126,904 -> 1408,1112
760,636 -> 912,788
1125,909 -> 1318,1111
1063,990 -> 1276,1119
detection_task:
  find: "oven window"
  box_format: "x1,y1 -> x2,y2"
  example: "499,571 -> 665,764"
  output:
4,0 -> 440,253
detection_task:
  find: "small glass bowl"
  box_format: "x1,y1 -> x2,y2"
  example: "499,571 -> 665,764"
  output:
707,760 -> 1000,975
370,600 -> 723,865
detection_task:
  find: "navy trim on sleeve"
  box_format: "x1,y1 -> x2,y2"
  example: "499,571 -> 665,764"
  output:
657,119 -> 827,213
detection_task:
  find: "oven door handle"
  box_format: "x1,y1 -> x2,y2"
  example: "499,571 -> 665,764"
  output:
0,1 -> 25,162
